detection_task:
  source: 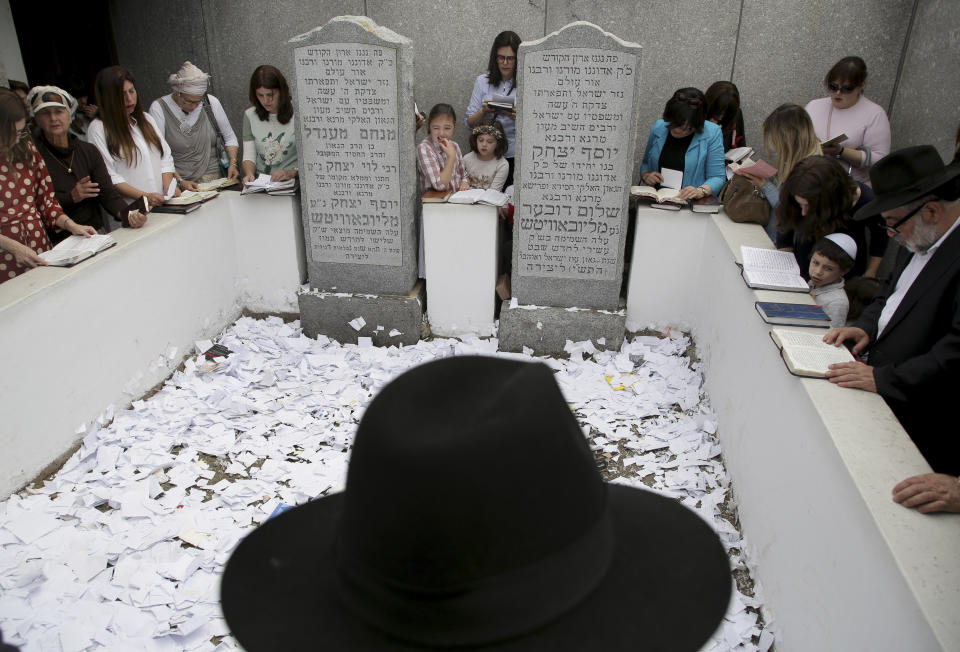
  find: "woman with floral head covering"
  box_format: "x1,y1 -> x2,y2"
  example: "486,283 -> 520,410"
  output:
148,61 -> 240,189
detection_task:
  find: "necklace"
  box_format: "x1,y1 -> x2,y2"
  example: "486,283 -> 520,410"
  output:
42,138 -> 75,174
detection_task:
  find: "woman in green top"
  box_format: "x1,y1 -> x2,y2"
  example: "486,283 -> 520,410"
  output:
241,65 -> 298,184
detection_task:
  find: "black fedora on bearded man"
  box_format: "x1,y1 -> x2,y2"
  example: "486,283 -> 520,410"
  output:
853,145 -> 960,220
221,356 -> 731,650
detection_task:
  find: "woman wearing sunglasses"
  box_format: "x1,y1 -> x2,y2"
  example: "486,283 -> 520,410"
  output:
805,56 -> 890,187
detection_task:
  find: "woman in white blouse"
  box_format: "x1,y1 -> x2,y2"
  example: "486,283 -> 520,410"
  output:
88,65 -> 178,206
465,31 -> 521,187
148,61 -> 239,189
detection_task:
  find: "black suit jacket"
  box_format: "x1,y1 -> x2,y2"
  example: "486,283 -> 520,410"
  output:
855,221 -> 960,475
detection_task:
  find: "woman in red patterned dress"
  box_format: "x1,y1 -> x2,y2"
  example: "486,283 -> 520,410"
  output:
0,88 -> 95,284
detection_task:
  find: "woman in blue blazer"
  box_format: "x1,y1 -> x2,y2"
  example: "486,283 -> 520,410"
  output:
639,88 -> 726,200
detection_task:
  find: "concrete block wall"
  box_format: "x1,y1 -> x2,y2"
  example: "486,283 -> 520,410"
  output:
105,0 -> 960,173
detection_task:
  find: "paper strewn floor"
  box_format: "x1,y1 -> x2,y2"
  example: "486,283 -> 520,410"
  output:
0,317 -> 773,651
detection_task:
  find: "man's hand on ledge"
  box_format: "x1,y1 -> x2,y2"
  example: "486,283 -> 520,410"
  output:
824,361 -> 877,393
893,474 -> 960,514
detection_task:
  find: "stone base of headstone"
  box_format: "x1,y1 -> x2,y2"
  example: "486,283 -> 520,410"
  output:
298,281 -> 424,346
497,301 -> 626,355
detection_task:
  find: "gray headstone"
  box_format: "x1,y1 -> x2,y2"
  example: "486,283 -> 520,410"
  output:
511,22 -> 642,310
289,16 -> 418,295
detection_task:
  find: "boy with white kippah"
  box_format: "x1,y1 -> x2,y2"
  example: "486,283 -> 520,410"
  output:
808,232 -> 857,327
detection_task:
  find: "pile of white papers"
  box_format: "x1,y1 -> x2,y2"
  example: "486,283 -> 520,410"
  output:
0,317 -> 772,651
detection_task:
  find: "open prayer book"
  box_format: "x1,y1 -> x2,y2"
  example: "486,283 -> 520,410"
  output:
740,246 -> 809,292
448,188 -> 509,207
630,185 -> 687,206
39,234 -> 117,267
729,158 -> 777,179
241,174 -> 298,196
197,177 -> 238,192
164,190 -> 219,206
770,327 -> 855,377
725,147 -> 754,164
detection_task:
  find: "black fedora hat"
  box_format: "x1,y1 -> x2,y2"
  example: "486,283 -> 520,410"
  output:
853,145 -> 960,221
220,356 -> 731,650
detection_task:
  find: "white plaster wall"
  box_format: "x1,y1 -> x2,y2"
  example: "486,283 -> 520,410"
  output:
227,193 -> 307,313
0,0 -> 26,84
0,194 -> 304,498
423,202 -> 498,337
627,207 -> 960,650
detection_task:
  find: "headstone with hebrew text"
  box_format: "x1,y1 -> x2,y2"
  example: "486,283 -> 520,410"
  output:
290,16 -> 422,346
290,15 -> 417,295
511,22 -> 642,310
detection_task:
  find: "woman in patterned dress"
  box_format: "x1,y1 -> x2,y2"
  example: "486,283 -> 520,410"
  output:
0,88 -> 95,284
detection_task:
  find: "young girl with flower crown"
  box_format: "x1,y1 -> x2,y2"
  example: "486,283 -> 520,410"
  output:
463,120 -> 508,191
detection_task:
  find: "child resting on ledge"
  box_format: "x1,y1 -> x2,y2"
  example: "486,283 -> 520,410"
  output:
417,103 -> 469,194
808,233 -> 856,328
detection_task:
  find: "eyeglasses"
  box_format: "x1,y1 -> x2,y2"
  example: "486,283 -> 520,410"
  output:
878,202 -> 925,236
496,55 -> 516,63
827,82 -> 857,94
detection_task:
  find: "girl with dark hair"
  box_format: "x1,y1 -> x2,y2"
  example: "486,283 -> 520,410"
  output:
0,88 -> 95,283
775,155 -> 886,279
805,56 -> 890,186
417,103 -> 468,193
465,31 -> 521,186
704,81 -> 745,151
88,65 -> 177,207
639,88 -> 725,201
241,65 -> 298,184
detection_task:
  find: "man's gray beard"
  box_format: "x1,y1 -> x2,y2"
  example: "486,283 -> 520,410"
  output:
901,218 -> 942,254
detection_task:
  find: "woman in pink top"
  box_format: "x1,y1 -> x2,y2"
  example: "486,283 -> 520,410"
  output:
805,56 -> 890,187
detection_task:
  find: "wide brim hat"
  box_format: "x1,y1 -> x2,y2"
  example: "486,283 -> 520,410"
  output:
853,145 -> 960,220
221,356 -> 731,650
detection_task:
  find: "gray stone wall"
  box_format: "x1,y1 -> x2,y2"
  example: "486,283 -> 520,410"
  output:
109,0 -> 959,176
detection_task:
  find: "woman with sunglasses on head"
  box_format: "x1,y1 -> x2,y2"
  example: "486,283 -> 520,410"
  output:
465,31 -> 520,188
149,61 -> 240,189
88,66 -> 178,207
639,87 -> 725,201
0,88 -> 95,284
805,56 -> 890,187
28,85 -> 145,245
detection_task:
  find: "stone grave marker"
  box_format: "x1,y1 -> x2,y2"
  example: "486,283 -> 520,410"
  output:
289,16 -> 422,345
500,22 -> 642,353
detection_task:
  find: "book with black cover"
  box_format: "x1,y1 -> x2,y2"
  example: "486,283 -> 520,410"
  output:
756,301 -> 831,327
151,203 -> 203,214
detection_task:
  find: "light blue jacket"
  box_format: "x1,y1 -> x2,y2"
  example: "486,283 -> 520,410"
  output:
640,119 -> 726,195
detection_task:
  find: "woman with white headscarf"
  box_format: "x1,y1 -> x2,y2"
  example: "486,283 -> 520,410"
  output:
148,61 -> 239,189
27,85 -> 145,242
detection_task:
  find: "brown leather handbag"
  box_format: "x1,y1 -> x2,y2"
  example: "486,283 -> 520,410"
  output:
718,175 -> 770,225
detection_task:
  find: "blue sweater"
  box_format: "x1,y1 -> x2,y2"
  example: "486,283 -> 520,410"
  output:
640,120 -> 726,195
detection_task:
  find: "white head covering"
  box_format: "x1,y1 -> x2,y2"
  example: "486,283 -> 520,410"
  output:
25,85 -> 78,118
824,233 -> 858,261
167,61 -> 210,96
